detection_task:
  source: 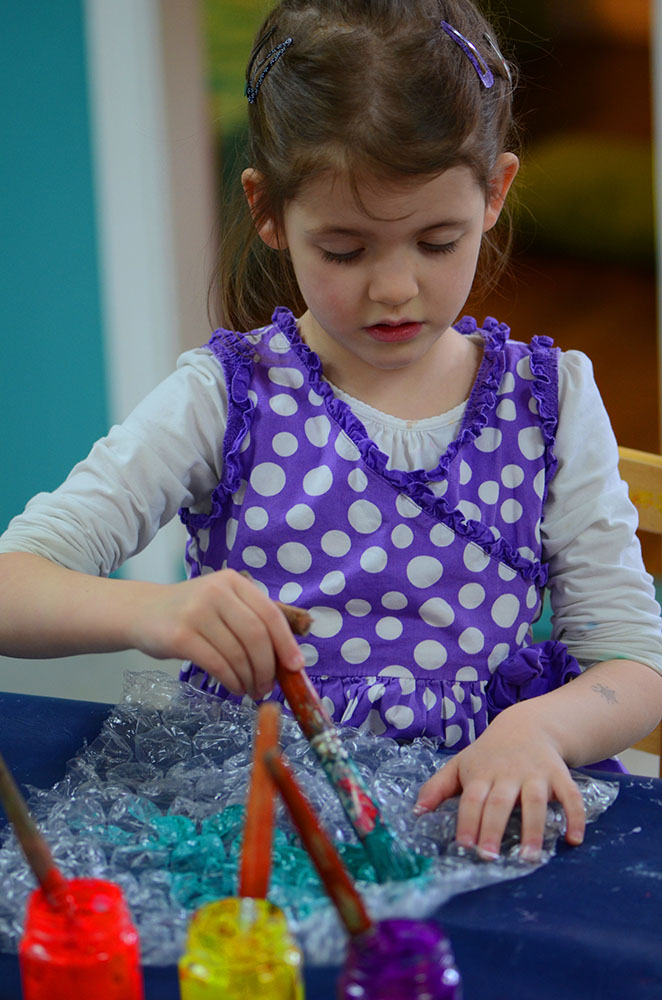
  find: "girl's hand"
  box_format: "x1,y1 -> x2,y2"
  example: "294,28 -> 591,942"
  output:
127,569 -> 305,700
414,703 -> 586,861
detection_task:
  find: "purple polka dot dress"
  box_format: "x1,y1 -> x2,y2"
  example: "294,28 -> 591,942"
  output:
180,308 -> 580,750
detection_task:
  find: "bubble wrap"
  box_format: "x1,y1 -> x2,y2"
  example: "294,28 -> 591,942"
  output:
0,671 -> 618,966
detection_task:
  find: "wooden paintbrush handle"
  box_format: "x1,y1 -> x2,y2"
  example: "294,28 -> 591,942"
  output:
239,702 -> 281,898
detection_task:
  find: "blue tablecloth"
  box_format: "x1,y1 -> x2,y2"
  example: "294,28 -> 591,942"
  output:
1,690 -> 661,999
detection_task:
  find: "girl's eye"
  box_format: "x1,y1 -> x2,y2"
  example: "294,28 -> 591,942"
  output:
320,248 -> 363,265
420,241 -> 458,255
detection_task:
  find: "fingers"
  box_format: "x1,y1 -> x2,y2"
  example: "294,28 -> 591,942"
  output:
414,758 -> 461,814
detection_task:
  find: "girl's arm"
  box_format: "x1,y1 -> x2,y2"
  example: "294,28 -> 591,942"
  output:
0,552 -> 304,699
416,658 -> 662,859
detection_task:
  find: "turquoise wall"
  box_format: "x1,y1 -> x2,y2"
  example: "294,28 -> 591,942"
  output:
1,2 -> 107,533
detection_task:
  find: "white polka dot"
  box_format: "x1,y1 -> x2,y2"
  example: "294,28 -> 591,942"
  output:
245,506 -> 269,530
423,689 -> 437,710
526,585 -> 539,609
268,365 -> 304,389
320,570 -> 346,595
418,598 -> 454,628
320,530 -> 351,557
348,468 -> 368,492
268,331 -> 290,354
396,494 -> 420,518
470,693 -> 483,714
384,705 -> 415,730
367,683 -> 386,702
340,637 -> 371,664
341,697 -> 358,722
272,432 -> 298,457
250,462 -> 285,497
309,388 -> 324,406
458,500 -> 482,523
491,594 -> 520,628
233,480 -> 248,505
474,427 -> 502,453
359,710 -> 387,735
496,398 -> 517,421
534,518 -> 541,544
242,545 -> 267,569
458,583 -> 485,609
533,468 -> 545,499
478,480 -> 499,504
413,640 -> 448,670
335,434 -> 361,461
516,355 -> 535,380
321,695 -> 336,717
442,696 -> 457,719
490,526 -> 501,541
407,555 -> 443,588
459,460 -> 472,485
518,546 -> 536,561
518,426 -> 545,461
285,504 -> 315,530
375,617 -> 403,640
346,599 -> 371,617
269,393 -> 298,416
391,524 -> 414,548
277,542 -> 312,574
516,622 -> 531,644
498,371 -> 515,395
382,591 -> 408,611
455,666 -> 478,681
348,499 -> 382,534
463,545 -> 490,572
305,415 -> 331,447
247,389 -> 259,405
501,464 -> 524,489
487,643 -> 510,671
429,480 -> 448,498
226,518 -> 238,550
279,582 -> 302,603
501,498 -> 523,524
458,627 -> 485,654
360,547 -> 388,573
380,665 -> 416,696
498,563 -> 517,582
299,643 -> 319,667
445,724 -> 464,747
303,465 -> 333,496
529,396 -> 539,415
197,528 -> 210,553
239,431 -> 251,453
430,523 -> 454,547
309,607 -> 343,638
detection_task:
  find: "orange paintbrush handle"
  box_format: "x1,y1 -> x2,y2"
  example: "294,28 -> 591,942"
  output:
264,749 -> 373,937
239,702 -> 281,898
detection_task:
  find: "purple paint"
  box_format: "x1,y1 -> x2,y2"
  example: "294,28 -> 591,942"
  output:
338,918 -> 462,999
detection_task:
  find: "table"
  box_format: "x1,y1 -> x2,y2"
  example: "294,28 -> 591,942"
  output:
1,691 -> 661,999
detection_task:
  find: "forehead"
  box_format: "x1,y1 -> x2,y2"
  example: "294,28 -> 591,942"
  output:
287,165 -> 486,229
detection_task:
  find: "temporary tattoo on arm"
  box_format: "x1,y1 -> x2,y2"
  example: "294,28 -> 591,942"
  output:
591,682 -> 618,704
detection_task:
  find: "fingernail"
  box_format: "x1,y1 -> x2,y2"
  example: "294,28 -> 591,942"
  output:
413,803 -> 428,816
477,846 -> 500,861
520,845 -> 541,863
291,650 -> 306,669
568,832 -> 584,846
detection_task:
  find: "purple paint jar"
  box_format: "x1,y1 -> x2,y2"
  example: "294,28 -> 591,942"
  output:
338,918 -> 462,999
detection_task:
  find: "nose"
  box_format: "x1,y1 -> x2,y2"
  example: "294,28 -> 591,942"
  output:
368,255 -> 419,307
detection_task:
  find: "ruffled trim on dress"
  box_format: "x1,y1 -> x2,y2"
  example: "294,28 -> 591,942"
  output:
528,335 -> 560,505
485,640 -> 581,719
272,308 -> 548,586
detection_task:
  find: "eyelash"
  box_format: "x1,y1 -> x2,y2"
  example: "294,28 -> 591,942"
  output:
320,241 -> 459,265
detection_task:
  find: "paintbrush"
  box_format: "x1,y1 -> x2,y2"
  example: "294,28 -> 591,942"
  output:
274,662 -> 420,883
0,750 -> 74,912
239,702 -> 281,898
264,748 -> 373,937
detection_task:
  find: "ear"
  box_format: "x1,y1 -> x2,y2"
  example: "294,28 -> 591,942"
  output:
482,153 -> 519,232
241,168 -> 286,250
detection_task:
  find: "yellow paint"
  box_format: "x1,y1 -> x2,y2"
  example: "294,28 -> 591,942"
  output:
178,897 -> 304,999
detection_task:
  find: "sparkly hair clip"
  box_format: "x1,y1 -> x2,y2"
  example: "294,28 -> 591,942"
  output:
245,25 -> 294,105
440,20 -> 494,89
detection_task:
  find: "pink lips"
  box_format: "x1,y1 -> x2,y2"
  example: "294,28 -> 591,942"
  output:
364,321 -> 423,343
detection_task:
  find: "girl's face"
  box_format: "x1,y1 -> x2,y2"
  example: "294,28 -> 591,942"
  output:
244,158 -> 517,392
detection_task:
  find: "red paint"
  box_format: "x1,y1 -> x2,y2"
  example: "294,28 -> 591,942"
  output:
20,878 -> 144,1000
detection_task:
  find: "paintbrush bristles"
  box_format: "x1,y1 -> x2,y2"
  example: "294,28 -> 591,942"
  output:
276,602 -> 312,636
239,702 -> 281,898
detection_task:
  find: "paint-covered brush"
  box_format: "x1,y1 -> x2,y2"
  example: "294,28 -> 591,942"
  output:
265,750 -> 462,1000
239,702 -> 281,898
0,750 -> 73,912
274,661 -> 421,883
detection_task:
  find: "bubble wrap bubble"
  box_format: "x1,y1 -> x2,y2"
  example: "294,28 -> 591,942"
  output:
0,670 -> 619,966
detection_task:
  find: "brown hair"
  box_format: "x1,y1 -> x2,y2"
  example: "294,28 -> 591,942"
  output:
216,0 -> 519,332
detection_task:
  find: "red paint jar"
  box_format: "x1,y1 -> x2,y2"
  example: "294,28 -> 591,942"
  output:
19,878 -> 144,1000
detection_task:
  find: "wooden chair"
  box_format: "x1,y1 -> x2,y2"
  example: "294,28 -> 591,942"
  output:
618,446 -> 662,775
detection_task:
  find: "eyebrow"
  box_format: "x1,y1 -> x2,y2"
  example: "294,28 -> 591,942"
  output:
306,220 -> 467,239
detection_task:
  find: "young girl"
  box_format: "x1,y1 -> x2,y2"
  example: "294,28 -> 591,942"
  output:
1,0 -> 661,865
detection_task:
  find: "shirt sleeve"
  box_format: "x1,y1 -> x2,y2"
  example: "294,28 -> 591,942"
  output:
542,349 -> 662,675
0,349 -> 227,576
